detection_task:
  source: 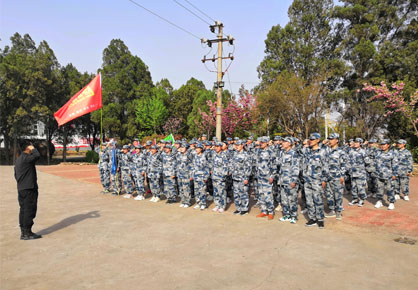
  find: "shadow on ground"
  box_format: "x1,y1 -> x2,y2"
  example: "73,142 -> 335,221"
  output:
37,211 -> 100,236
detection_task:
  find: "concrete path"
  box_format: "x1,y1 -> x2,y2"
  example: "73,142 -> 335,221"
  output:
1,165 -> 417,290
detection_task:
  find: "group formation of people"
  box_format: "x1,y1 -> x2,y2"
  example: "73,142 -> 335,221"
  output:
97,133 -> 413,229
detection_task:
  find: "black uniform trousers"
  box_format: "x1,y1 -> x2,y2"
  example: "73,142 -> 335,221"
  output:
18,189 -> 38,230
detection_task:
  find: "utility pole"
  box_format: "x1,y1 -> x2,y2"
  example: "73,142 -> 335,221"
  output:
201,21 -> 234,141
215,24 -> 223,140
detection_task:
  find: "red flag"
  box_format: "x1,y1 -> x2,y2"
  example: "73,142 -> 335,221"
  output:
54,74 -> 102,126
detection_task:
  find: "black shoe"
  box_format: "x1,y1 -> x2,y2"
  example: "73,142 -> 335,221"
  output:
21,230 -> 42,240
233,210 -> 241,215
240,211 -> 248,216
317,221 -> 324,229
348,199 -> 359,206
305,219 -> 317,227
166,199 -> 172,204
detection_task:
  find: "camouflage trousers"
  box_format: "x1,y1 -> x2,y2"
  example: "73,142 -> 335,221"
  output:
272,179 -> 280,204
304,180 -> 325,221
194,177 -> 207,206
163,176 -> 177,200
110,171 -> 122,193
281,184 -> 298,218
376,178 -> 395,203
394,176 -> 410,196
325,178 -> 344,212
178,178 -> 192,205
148,174 -> 162,198
212,177 -> 227,209
99,164 -> 110,190
257,177 -> 274,214
233,179 -> 249,212
351,176 -> 367,200
367,172 -> 377,194
121,169 -> 133,194
133,172 -> 146,196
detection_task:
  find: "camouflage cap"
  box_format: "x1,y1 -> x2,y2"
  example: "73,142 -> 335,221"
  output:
226,137 -> 232,141
380,139 -> 391,145
134,145 -> 143,149
328,133 -> 340,139
235,140 -> 245,145
248,136 -> 254,140
355,137 -> 363,143
215,142 -> 223,147
274,136 -> 282,141
309,133 -> 321,140
164,144 -> 172,149
368,138 -> 377,143
397,139 -> 406,144
122,145 -> 130,149
145,140 -> 153,146
195,142 -> 204,149
283,137 -> 293,144
150,145 -> 159,149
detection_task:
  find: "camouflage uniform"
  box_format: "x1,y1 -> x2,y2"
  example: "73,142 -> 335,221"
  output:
109,145 -> 122,194
348,144 -> 370,202
97,146 -> 110,191
366,144 -> 378,195
229,144 -> 252,212
176,147 -> 193,205
120,147 -> 134,195
132,150 -> 147,197
147,149 -> 163,198
254,141 -> 276,214
192,147 -> 210,207
375,147 -> 396,204
162,148 -> 177,201
325,145 -> 346,213
211,149 -> 229,210
303,137 -> 329,222
394,146 -> 413,198
278,147 -> 300,218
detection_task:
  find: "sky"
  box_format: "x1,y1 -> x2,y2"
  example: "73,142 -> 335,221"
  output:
0,0 -> 294,95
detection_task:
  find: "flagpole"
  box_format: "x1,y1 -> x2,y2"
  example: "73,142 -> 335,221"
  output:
100,108 -> 103,146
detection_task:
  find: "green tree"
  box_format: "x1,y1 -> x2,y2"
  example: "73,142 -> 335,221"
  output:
96,39 -> 153,143
333,0 -> 417,138
170,78 -> 206,135
136,94 -> 168,134
257,0 -> 342,88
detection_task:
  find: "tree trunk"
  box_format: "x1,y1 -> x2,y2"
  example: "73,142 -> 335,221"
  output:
63,126 -> 67,162
4,134 -> 10,165
13,133 -> 17,165
46,127 -> 51,165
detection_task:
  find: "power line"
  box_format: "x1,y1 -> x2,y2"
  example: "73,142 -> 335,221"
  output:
172,0 -> 212,26
183,0 -> 216,23
126,0 -> 201,40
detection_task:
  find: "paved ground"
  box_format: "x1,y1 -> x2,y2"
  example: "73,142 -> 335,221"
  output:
1,165 -> 417,290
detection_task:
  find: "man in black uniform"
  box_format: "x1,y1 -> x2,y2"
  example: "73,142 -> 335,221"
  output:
14,142 -> 42,240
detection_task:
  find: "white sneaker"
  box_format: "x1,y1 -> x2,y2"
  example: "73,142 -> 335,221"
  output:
375,200 -> 383,208
153,197 -> 160,203
183,204 -> 189,208
218,208 -> 224,213
123,194 -> 131,199
179,203 -> 184,208
275,204 -> 282,211
194,204 -> 200,209
395,194 -> 400,200
212,206 -> 219,212
149,196 -> 155,202
200,205 -> 206,210
388,203 -> 395,210
404,196 -> 409,201
134,195 -> 143,201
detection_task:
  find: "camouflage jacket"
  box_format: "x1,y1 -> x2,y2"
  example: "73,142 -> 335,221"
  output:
395,148 -> 413,176
229,149 -> 252,181
278,148 -> 300,185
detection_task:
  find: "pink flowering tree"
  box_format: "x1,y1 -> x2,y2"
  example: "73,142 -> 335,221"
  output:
363,82 -> 418,136
199,88 -> 259,137
162,117 -> 182,135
